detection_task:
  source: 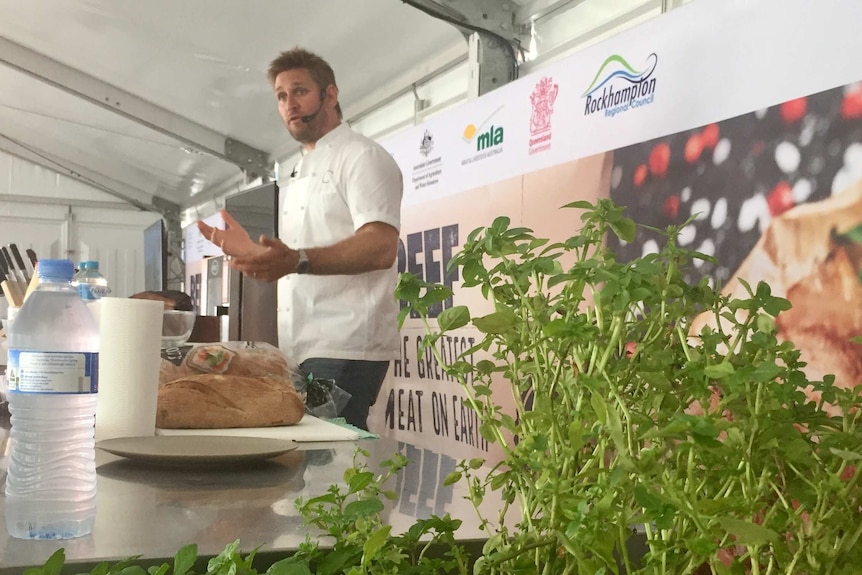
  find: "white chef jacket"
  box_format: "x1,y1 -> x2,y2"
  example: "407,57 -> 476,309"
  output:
277,123 -> 403,363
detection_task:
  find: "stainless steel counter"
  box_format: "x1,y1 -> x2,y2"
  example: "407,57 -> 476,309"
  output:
0,409 -> 489,573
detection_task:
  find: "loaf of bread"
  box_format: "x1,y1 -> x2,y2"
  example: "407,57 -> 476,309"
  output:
156,374 -> 305,429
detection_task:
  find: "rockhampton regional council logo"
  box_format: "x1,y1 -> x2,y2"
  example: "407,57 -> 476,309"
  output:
582,53 -> 658,118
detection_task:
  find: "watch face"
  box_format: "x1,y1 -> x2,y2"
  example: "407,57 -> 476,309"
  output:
296,250 -> 310,274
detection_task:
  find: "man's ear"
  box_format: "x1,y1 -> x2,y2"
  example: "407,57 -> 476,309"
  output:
326,84 -> 339,108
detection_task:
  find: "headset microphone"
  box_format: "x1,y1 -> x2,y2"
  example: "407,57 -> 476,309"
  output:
300,90 -> 327,124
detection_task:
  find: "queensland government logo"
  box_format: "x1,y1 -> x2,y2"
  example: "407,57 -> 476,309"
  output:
412,129 -> 442,190
582,53 -> 658,118
461,105 -> 504,166
529,76 -> 558,155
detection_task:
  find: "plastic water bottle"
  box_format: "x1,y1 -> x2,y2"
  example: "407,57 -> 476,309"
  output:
5,259 -> 99,539
72,260 -> 110,301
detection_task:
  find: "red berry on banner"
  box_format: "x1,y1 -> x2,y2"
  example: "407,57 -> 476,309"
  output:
649,142 -> 671,178
701,123 -> 720,149
841,87 -> 862,119
767,181 -> 795,216
634,164 -> 648,187
663,195 -> 680,219
684,133 -> 704,164
779,97 -> 807,124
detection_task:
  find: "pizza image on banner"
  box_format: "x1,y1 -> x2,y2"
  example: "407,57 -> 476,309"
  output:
608,80 -> 862,401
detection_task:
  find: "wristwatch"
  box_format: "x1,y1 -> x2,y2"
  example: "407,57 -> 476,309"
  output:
295,248 -> 310,274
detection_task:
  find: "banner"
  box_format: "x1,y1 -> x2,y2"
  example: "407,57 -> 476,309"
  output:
369,0 -> 862,458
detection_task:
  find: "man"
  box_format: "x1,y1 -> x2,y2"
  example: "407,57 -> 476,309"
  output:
198,47 -> 403,430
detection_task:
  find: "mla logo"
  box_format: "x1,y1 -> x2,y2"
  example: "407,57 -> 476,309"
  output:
529,76 -> 558,155
461,105 -> 505,165
419,129 -> 434,157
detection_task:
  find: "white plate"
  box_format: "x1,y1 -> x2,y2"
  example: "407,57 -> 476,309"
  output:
96,435 -> 297,466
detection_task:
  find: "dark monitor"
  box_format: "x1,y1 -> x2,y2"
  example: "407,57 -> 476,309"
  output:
143,218 -> 167,291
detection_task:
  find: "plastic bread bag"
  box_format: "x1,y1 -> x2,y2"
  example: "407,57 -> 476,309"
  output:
293,370 -> 352,420
159,341 -> 305,390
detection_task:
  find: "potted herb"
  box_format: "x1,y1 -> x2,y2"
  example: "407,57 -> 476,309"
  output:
396,199 -> 862,574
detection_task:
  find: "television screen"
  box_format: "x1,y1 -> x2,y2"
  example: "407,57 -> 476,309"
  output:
143,218 -> 167,291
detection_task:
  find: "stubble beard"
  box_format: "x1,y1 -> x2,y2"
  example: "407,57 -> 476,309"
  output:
286,120 -> 319,145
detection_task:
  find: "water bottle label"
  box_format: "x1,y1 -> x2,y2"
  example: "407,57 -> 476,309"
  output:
77,284 -> 110,300
7,350 -> 99,394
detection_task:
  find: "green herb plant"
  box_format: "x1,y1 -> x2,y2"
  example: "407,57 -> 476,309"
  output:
27,452 -> 468,575
395,199 -> 862,574
282,449 -> 469,575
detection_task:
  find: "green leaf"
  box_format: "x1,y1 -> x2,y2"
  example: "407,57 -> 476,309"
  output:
443,471 -> 462,486
348,471 -> 374,493
704,362 -> 735,378
438,305 -> 470,332
562,200 -> 594,210
266,559 -> 312,575
830,448 -> 862,461
317,547 -> 362,575
27,549 -> 64,575
750,361 -> 781,382
608,216 -> 636,243
634,485 -> 663,511
568,422 -> 585,452
417,285 -> 453,307
305,492 -> 338,506
468,458 -> 485,469
343,498 -> 384,520
396,306 -> 411,328
717,517 -> 779,545
173,544 -> 197,575
472,310 -> 517,334
362,525 -> 392,567
147,565 -> 169,575
762,295 -> 792,316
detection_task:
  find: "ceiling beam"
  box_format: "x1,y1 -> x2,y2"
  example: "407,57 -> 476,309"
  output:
403,0 -> 521,96
0,36 -> 271,179
515,0 -> 584,25
0,133 -> 170,213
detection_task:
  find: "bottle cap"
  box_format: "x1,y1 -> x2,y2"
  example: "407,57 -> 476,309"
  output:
38,259 -> 75,281
79,261 -> 100,270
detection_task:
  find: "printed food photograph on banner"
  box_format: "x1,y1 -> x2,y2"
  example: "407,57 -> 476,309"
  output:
608,80 -> 862,394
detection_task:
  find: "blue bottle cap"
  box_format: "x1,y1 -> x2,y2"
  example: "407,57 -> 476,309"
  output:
38,259 -> 75,281
79,261 -> 99,270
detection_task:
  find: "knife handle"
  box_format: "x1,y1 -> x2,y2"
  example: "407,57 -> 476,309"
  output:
9,244 -> 30,283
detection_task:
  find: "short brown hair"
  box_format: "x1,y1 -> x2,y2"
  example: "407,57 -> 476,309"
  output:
268,47 -> 342,118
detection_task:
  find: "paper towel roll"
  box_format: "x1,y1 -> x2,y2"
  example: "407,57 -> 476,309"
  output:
95,297 -> 164,442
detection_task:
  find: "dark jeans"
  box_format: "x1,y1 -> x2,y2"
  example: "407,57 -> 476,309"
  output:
299,358 -> 390,431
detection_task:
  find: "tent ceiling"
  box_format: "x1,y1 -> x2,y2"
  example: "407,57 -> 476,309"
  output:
0,0 -> 471,211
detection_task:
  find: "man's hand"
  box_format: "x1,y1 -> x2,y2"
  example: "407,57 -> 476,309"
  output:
230,236 -> 299,282
197,210 -> 266,258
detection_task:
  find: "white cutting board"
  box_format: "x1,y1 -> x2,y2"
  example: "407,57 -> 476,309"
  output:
156,414 -> 360,442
